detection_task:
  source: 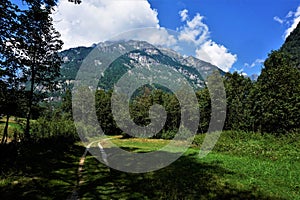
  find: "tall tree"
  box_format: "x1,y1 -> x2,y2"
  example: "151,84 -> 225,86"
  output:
17,1 -> 63,138
223,72 -> 253,131
196,88 -> 211,133
253,50 -> 300,134
0,0 -> 23,143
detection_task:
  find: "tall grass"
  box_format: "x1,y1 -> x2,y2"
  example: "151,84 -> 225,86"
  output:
192,130 -> 300,161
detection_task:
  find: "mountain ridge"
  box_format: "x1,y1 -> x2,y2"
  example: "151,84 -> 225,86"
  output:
58,40 -> 225,91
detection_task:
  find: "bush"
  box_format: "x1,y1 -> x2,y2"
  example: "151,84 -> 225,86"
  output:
30,117 -> 78,141
160,130 -> 176,140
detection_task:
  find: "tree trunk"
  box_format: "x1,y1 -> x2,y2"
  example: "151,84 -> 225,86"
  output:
24,65 -> 35,139
24,88 -> 33,139
1,115 -> 10,144
24,108 -> 31,139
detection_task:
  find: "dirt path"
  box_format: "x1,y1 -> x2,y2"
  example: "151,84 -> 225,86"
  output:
67,138 -> 112,200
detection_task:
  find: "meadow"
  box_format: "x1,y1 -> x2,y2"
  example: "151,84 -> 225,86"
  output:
0,120 -> 299,200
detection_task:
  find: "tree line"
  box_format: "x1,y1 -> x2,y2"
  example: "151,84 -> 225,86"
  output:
64,50 -> 300,140
89,51 -> 300,139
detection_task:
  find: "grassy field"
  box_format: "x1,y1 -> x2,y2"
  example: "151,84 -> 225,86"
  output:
0,131 -> 299,199
0,117 -> 23,141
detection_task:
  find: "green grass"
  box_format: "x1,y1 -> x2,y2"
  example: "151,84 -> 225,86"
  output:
110,137 -> 186,152
0,117 -> 24,140
95,133 -> 299,199
0,118 -> 21,128
193,131 -> 300,161
0,136 -> 83,200
0,131 -> 299,199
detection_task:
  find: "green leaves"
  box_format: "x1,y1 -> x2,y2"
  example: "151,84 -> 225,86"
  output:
280,22 -> 300,69
224,72 -> 253,131
253,51 -> 300,134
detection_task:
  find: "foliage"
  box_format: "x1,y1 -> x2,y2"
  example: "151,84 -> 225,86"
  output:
95,90 -> 121,135
1,0 -> 64,140
30,116 -> 78,140
280,22 -> 300,69
18,1 -> 63,138
160,130 -> 176,139
196,88 -> 211,133
223,72 -> 253,131
252,51 -> 300,134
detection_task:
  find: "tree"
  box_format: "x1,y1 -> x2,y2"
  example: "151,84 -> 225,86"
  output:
61,88 -> 72,118
253,50 -> 300,134
196,88 -> 211,133
280,22 -> 300,69
95,90 -> 121,135
17,1 -> 63,138
0,0 -> 24,143
223,72 -> 253,131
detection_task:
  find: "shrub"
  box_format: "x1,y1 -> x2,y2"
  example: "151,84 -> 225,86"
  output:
161,130 -> 176,140
30,117 -> 78,141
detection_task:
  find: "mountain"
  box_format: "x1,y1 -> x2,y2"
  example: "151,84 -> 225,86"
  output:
59,40 -> 224,91
280,22 -> 300,69
59,46 -> 94,82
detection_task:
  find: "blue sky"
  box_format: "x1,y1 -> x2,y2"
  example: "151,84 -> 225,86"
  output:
149,0 -> 300,75
12,0 -> 300,76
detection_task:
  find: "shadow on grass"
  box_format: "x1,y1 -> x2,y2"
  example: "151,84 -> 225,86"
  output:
80,147 -> 285,200
0,136 -> 84,200
0,139 -> 286,200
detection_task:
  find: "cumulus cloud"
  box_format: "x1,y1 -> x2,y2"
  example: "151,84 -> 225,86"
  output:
179,9 -> 188,22
195,40 -> 237,72
284,5 -> 300,38
274,16 -> 284,24
53,0 -> 160,49
176,10 -> 237,71
178,13 -> 209,45
53,3 -> 237,71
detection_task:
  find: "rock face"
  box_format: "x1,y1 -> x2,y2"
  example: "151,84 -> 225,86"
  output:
59,40 -> 224,90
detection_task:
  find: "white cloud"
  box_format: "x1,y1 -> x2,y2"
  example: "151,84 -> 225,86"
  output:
53,0 -> 160,49
241,72 -> 248,77
284,5 -> 300,38
111,27 -> 177,47
178,13 -> 209,45
195,40 -> 237,72
274,16 -> 284,24
53,3 -> 237,71
232,68 -> 247,77
177,10 -> 237,71
179,9 -> 188,22
244,63 -> 250,68
244,59 -> 265,68
232,67 -> 244,73
286,11 -> 294,18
